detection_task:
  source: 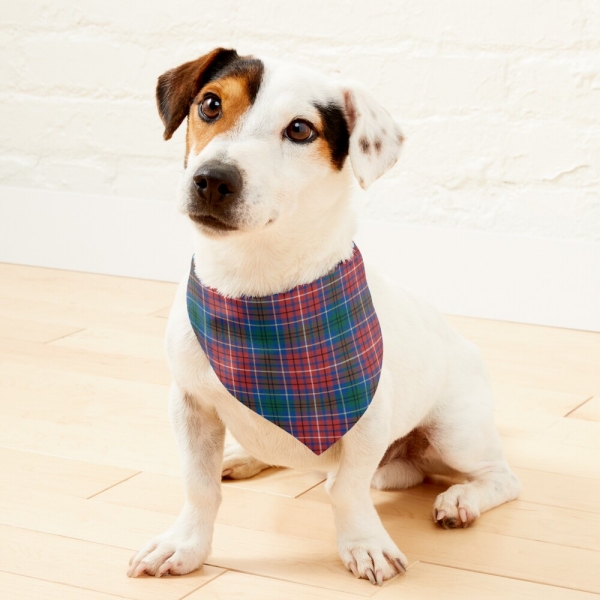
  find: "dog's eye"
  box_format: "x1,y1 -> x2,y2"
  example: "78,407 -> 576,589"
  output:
199,94 -> 222,121
284,119 -> 315,143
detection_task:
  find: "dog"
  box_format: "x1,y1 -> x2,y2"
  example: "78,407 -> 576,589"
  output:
127,47 -> 520,585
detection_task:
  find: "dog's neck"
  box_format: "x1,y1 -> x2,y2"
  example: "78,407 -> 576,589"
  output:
190,189 -> 356,298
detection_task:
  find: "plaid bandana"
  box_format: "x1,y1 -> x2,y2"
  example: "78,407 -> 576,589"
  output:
187,245 -> 383,455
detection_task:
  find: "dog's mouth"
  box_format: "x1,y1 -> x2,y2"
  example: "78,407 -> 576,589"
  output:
188,213 -> 237,231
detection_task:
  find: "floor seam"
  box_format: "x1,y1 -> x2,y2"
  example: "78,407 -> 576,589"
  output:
43,327 -> 87,344
417,560 -> 599,594
0,569 -> 132,599
86,471 -> 142,500
563,396 -> 594,418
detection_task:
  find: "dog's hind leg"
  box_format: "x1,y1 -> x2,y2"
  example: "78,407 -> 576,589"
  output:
221,439 -> 271,479
370,428 -> 428,490
429,388 -> 520,529
371,459 -> 424,490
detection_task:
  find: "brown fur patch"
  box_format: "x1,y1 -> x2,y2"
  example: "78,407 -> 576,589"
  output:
313,102 -> 350,170
374,139 -> 382,154
378,428 -> 430,468
359,137 -> 371,154
157,48 -> 239,141
187,75 -> 254,155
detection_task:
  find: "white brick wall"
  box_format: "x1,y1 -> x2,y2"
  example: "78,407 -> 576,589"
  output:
1,0 -> 599,242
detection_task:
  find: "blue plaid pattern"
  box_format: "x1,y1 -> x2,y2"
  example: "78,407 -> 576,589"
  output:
187,245 -> 383,455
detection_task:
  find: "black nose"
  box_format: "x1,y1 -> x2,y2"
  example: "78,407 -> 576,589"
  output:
193,161 -> 242,206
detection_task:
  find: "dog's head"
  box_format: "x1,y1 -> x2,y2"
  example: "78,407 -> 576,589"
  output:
157,48 -> 404,236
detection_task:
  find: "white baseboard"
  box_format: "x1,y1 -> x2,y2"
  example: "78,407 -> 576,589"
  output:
1,185 -> 599,332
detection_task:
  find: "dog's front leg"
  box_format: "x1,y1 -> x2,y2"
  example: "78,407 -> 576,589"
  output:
128,383 -> 224,577
328,419 -> 408,585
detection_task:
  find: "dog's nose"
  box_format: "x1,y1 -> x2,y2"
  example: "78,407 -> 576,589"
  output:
193,161 -> 242,206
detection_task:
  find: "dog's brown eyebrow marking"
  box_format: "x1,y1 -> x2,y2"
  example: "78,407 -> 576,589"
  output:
206,57 -> 264,103
374,139 -> 382,154
314,102 -> 350,170
186,58 -> 264,158
359,137 -> 371,154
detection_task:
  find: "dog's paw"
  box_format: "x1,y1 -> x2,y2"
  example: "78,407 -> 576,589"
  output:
433,483 -> 481,529
222,441 -> 269,480
338,537 -> 407,585
127,529 -> 210,578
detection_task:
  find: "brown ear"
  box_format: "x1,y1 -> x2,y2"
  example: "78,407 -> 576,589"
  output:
156,48 -> 239,140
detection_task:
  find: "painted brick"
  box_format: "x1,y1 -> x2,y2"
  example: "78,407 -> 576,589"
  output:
1,0 -> 599,242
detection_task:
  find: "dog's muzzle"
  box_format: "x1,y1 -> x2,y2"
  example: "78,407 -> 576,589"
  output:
188,160 -> 243,231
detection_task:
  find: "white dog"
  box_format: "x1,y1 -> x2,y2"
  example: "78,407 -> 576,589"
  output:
128,48 -> 520,585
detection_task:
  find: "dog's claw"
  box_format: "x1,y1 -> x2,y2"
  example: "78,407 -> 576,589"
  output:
435,509 -> 446,522
349,560 -> 359,577
394,558 -> 406,574
375,569 -> 384,586
366,568 -> 376,585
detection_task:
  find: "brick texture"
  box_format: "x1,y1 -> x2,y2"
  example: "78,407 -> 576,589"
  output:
1,0 -> 599,241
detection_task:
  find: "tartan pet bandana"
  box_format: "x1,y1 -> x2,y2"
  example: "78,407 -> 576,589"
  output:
186,245 -> 383,455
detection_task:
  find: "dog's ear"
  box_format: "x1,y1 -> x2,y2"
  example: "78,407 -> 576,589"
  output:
341,82 -> 404,189
156,48 -> 239,140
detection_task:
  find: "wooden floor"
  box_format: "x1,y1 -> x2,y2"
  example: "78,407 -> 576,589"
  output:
1,262 -> 599,600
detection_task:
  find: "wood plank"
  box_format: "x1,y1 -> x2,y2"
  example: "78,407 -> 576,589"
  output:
303,479 -> 600,552
0,295 -> 171,335
373,562 -> 600,600
0,262 -> 177,316
0,447 -> 137,499
0,315 -> 81,344
0,413 -> 180,476
0,487 -> 384,597
0,360 -> 178,474
502,437 -> 600,479
537,418 -> 600,450
95,470 -> 600,587
568,397 -> 600,422
492,383 -> 588,438
98,470 -> 325,516
0,361 -> 169,423
0,362 -> 320,489
0,525 -> 223,600
97,467 -> 600,552
447,315 -> 600,358
386,511 -> 600,593
0,571 -> 125,600
298,483 -> 600,593
447,316 -> 600,396
222,466 -> 325,498
50,323 -> 167,361
191,570 -> 367,600
514,467 -> 600,514
0,337 -> 170,385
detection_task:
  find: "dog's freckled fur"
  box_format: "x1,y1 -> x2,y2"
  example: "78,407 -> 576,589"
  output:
129,47 -> 521,585
359,136 -> 371,154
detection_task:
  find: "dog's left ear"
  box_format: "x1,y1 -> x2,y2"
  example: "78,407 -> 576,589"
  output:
341,83 -> 404,189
